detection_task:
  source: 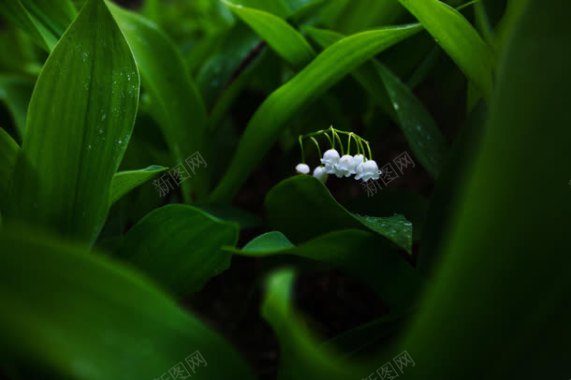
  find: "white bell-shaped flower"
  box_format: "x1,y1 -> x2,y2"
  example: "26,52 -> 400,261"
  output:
335,154 -> 358,177
352,154 -> 365,169
295,163 -> 310,175
355,160 -> 382,181
321,149 -> 340,174
313,166 -> 328,183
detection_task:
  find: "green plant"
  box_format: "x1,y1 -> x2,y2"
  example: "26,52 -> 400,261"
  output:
0,0 -> 569,379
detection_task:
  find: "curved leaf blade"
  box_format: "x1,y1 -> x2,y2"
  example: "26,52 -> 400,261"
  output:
265,176 -> 413,252
8,0 -> 140,244
116,205 -> 239,295
210,23 -> 422,201
110,165 -> 167,206
376,62 -> 448,177
399,0 -> 494,97
262,269 -> 364,380
224,1 -> 315,68
242,231 -> 295,251
0,226 -> 255,380
400,1 -> 571,377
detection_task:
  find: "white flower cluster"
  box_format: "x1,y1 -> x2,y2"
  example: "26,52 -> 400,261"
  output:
296,148 -> 382,183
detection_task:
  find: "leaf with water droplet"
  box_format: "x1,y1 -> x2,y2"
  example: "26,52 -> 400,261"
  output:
8,0 -> 140,244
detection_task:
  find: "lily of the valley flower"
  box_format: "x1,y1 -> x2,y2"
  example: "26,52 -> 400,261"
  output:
355,160 -> 382,182
313,166 -> 328,183
334,154 -> 358,177
352,154 -> 365,171
295,163 -> 310,174
321,149 -> 340,174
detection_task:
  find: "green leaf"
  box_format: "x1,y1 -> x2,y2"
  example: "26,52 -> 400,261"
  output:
265,176 -> 413,252
210,23 -> 422,201
400,1 -> 571,377
237,229 -> 422,313
375,62 -> 448,177
261,269 -> 365,380
109,165 -> 167,206
109,4 -> 208,200
0,226 -> 255,379
224,1 -> 315,68
399,0 -> 494,97
8,0 -> 140,244
242,231 -> 295,251
0,128 -> 19,213
116,205 -> 239,295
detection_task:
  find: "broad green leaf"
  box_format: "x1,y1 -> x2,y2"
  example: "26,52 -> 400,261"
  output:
116,205 -> 239,295
109,4 -> 208,200
306,27 -> 448,177
237,229 -> 422,313
376,62 -> 448,177
0,226 -> 255,379
261,269 -> 364,380
399,0 -> 494,97
242,231 -> 294,251
0,129 -> 19,213
400,1 -> 571,378
265,176 -> 413,252
8,0 -> 140,244
0,74 -> 33,138
224,1 -> 315,68
210,23 -> 422,201
109,165 -> 167,206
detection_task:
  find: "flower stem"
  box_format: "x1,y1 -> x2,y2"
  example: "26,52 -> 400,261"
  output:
347,133 -> 354,155
310,136 -> 322,158
298,135 -> 306,163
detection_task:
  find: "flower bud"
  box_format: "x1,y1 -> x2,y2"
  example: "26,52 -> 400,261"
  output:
295,163 -> 310,174
313,166 -> 328,183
